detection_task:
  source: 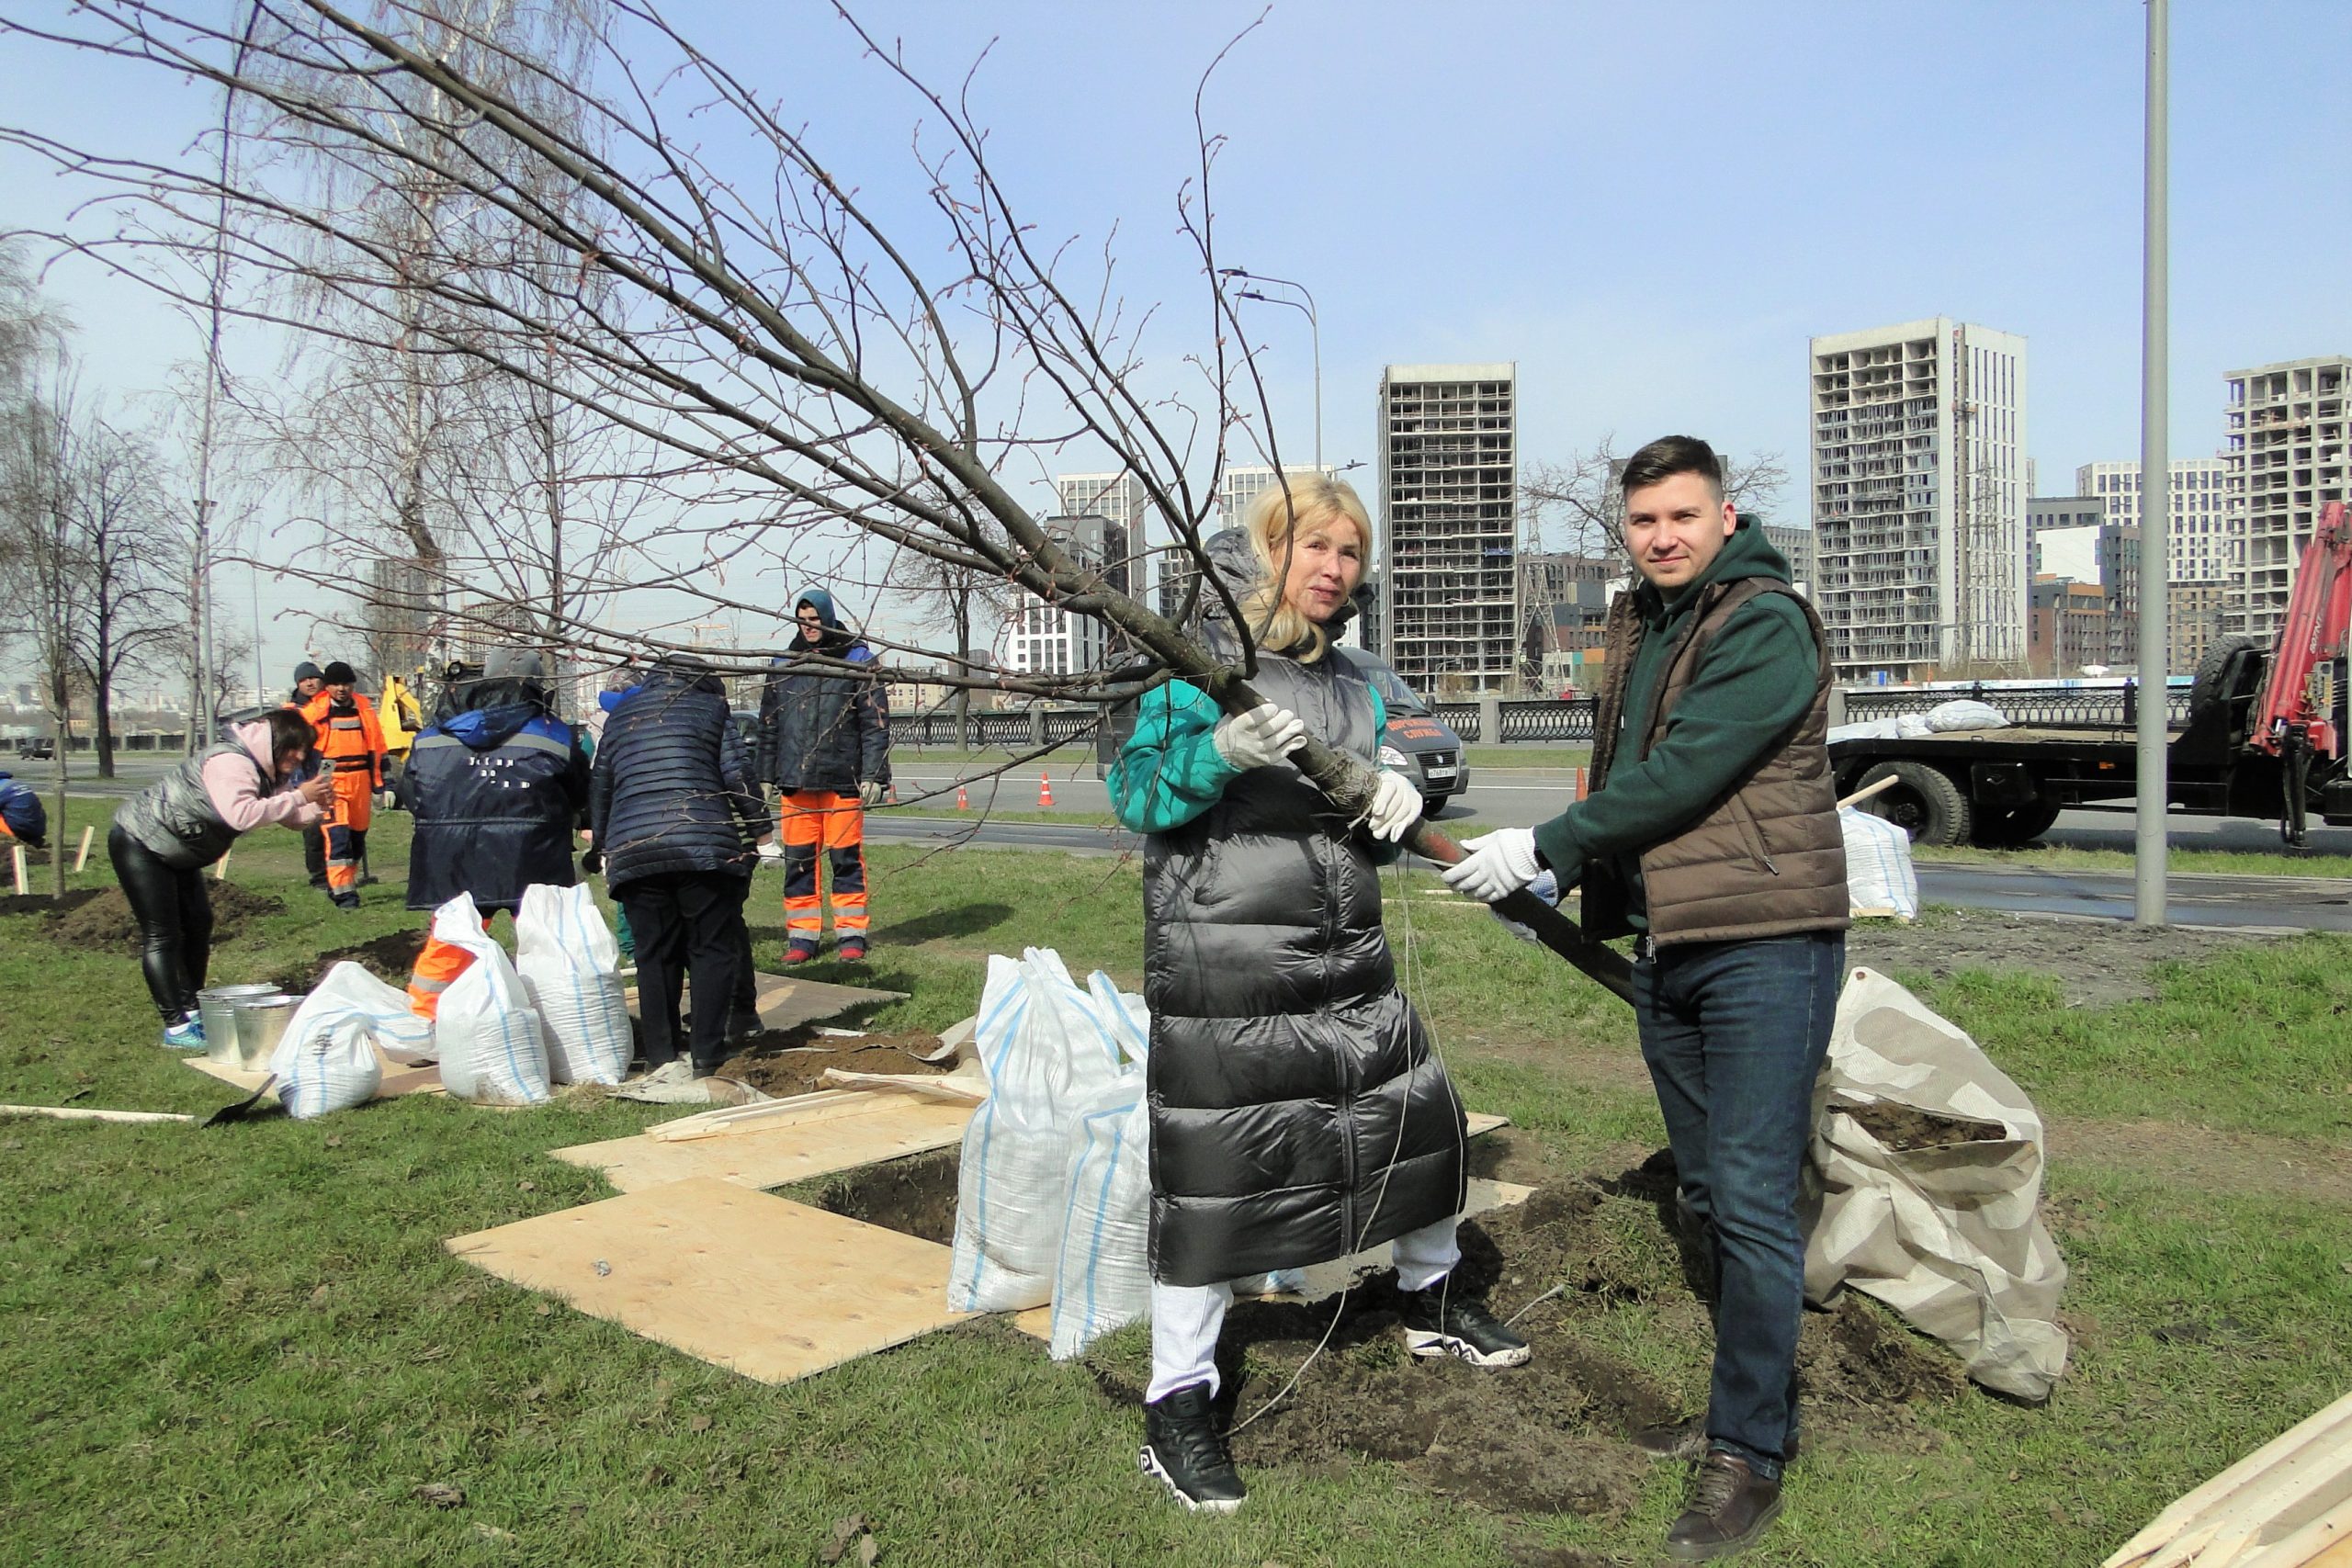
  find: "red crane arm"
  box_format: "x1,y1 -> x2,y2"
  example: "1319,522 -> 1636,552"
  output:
2253,500 -> 2352,759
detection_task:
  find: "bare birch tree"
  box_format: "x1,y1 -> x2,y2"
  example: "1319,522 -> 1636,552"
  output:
0,0 -> 1630,991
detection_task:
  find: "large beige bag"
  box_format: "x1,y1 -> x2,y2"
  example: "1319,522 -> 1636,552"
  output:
1803,965 -> 2071,1402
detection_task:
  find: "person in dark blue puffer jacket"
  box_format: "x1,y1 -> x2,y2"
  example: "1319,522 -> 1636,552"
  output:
396,649 -> 591,1019
588,656 -> 765,1075
0,765 -> 47,850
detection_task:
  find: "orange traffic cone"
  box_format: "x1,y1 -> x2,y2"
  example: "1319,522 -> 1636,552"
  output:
1574,766 -> 1589,802
1037,773 -> 1056,808
956,783 -> 970,811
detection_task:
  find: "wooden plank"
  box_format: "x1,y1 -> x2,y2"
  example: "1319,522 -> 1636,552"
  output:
550,1096 -> 974,1195
443,1177 -> 968,1385
2238,1493 -> 2352,1568
649,1089 -> 870,1143
2106,1393 -> 2352,1567
0,1104 -> 194,1125
2183,1451 -> 2352,1568
1466,1111 -> 1510,1139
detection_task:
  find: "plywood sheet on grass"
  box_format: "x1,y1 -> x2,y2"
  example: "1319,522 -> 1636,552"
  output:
444,1178 -> 967,1384
184,1053 -> 446,1100
626,971 -> 906,1032
550,1094 -> 973,1194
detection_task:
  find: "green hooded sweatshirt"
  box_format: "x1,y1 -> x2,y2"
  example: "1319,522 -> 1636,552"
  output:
1531,517 -> 1819,929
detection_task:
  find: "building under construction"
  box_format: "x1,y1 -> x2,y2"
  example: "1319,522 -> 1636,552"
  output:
2225,355 -> 2351,639
1377,363 -> 1518,693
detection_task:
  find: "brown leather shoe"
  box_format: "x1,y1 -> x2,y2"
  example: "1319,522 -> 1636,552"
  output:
1665,1450 -> 1783,1561
1634,1417 -> 1800,1465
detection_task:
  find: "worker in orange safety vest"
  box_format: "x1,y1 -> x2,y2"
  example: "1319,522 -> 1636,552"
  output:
297,660 -> 388,910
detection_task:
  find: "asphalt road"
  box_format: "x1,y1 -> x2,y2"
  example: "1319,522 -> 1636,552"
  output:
865,810 -> 2352,933
893,761 -> 2352,857
58,752 -> 2352,929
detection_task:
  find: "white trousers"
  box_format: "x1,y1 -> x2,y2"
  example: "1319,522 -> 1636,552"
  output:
1145,1215 -> 1462,1403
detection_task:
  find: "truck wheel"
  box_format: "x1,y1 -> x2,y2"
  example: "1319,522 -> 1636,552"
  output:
1856,761 -> 1972,847
2188,633 -> 2267,725
1970,799 -> 2061,848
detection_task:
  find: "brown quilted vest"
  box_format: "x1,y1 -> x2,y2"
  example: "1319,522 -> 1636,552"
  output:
1583,576 -> 1849,946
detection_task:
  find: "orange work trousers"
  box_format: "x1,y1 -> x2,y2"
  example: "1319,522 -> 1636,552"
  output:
324,768 -> 375,896
779,790 -> 867,945
405,931 -> 473,1021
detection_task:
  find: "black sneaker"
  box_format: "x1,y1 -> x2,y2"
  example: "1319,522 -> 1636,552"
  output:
1138,1382 -> 1246,1514
1398,1282 -> 1532,1368
1665,1449 -> 1783,1561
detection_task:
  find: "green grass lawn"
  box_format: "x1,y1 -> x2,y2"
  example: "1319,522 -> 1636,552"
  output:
3,797 -> 2348,1564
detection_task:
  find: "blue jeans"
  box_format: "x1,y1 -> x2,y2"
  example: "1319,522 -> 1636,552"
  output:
1633,930 -> 1844,1481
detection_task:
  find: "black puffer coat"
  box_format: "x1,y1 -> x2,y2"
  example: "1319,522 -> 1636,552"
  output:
400,688 -> 589,912
1128,545 -> 1464,1288
588,664 -> 764,893
755,587 -> 890,794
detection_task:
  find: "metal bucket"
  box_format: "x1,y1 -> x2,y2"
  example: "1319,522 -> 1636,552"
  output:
230,994 -> 302,1073
198,984 -> 281,1066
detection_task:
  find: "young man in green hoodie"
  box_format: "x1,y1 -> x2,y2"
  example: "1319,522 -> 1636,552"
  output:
1444,434 -> 1848,1562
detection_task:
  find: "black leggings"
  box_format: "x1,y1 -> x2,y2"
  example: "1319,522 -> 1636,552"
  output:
107,824 -> 214,1022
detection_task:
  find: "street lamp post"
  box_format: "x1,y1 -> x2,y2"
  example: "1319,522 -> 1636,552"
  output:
1219,268 -> 1321,470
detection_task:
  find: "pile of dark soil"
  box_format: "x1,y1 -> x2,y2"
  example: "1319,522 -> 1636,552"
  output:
39,883 -> 285,955
0,886 -> 104,919
713,1029 -> 948,1098
1079,1152 -> 1967,1518
1843,1101 -> 2008,1151
274,928 -> 428,993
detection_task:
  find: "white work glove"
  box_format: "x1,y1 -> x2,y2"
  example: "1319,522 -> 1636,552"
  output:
1442,827 -> 1543,904
1212,703 -> 1306,772
1361,769 -> 1420,842
858,780 -> 886,808
1492,867 -> 1561,942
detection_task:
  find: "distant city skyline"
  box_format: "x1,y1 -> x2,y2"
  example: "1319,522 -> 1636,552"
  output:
3,3 -> 2346,683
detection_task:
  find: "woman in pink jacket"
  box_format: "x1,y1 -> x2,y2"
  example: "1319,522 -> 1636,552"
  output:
108,710 -> 333,1047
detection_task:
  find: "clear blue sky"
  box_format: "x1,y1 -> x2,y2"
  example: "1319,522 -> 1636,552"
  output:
6,1 -> 2346,680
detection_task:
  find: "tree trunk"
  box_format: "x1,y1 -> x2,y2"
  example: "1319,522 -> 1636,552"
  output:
94,670 -> 116,780
953,599 -> 972,751
50,725 -> 68,900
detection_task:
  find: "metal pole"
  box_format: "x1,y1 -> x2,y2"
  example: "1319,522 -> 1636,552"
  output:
1228,270 -> 1323,471
1306,298 -> 1322,470
2134,0 -> 2170,925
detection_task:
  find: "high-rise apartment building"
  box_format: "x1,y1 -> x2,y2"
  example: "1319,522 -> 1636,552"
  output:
1000,514 -> 1114,679
1376,363 -> 1517,692
1809,319 -> 2029,679
1760,524 -> 1817,597
2223,355 -> 2351,638
1217,463 -> 1335,525
1055,471 -> 1148,535
2076,458 -> 2233,585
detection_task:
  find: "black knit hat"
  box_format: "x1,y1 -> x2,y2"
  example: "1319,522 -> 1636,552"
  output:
322,660 -> 357,685
292,660 -> 325,684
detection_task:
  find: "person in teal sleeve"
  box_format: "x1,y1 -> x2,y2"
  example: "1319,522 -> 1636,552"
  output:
1444,435 -> 1848,1562
1110,477 -> 1529,1516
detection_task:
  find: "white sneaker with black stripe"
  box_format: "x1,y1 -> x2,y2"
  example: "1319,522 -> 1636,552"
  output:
1398,1281 -> 1532,1368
